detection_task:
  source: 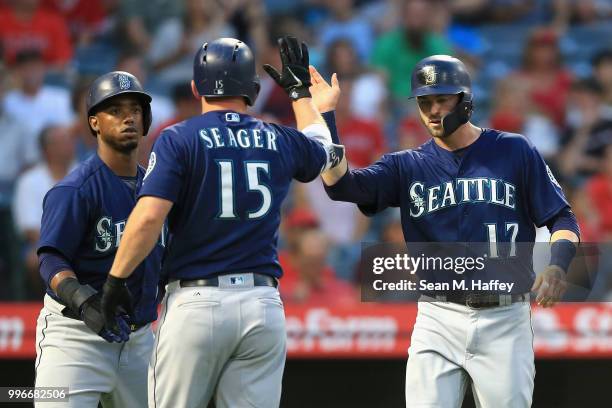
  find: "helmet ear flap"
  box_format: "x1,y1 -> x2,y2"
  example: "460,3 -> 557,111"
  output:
441,92 -> 473,137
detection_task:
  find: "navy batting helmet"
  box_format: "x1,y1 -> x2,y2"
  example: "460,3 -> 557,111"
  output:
410,55 -> 473,136
86,71 -> 152,137
193,38 -> 260,106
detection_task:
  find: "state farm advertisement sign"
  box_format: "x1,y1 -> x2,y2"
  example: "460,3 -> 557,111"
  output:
1,303 -> 612,358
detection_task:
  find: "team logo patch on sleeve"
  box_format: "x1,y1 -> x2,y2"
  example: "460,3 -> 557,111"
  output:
546,164 -> 561,189
144,152 -> 156,180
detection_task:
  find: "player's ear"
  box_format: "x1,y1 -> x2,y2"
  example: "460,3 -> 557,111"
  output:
89,115 -> 100,134
191,80 -> 201,100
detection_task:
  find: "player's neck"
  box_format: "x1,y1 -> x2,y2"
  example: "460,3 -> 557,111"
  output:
433,123 -> 482,151
97,144 -> 139,177
201,98 -> 247,114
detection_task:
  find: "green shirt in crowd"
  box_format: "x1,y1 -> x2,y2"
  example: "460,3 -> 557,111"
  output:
371,30 -> 452,98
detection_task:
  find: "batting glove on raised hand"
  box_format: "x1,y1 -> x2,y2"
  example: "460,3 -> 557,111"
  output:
263,36 -> 312,100
101,275 -> 134,337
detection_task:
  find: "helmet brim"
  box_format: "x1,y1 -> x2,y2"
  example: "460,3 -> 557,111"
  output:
409,85 -> 470,99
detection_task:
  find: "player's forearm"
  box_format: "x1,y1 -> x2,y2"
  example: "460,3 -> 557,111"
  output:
321,157 -> 348,185
322,167 -> 378,207
292,98 -> 326,131
50,270 -> 78,293
109,198 -> 170,279
550,230 -> 579,243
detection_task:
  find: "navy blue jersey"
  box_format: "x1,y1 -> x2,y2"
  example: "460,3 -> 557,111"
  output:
38,154 -> 165,324
337,129 -> 569,288
139,110 -> 328,280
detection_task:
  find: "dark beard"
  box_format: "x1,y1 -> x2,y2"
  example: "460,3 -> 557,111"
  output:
102,135 -> 138,155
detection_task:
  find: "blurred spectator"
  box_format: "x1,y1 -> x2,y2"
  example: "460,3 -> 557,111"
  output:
0,0 -> 72,68
397,114 -> 430,151
333,80 -> 387,167
489,77 -> 530,134
0,63 -> 38,299
510,29 -> 572,128
147,0 -> 236,87
370,0 -> 452,99
2,50 -> 73,161
319,0 -> 374,62
555,0 -> 612,25
279,229 -> 358,305
69,77 -> 97,162
558,78 -> 612,181
118,0 -> 182,52
40,0 -> 109,46
430,0 -> 486,61
115,51 -> 174,132
139,83 -> 201,166
279,207 -> 320,286
489,76 -> 560,158
579,145 -> 612,242
451,0 -> 542,25
592,49 -> 612,108
12,125 -> 75,298
252,15 -> 315,125
324,38 -> 387,121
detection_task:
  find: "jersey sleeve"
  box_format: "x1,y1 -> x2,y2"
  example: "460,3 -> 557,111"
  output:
38,186 -> 90,261
325,153 -> 401,216
523,140 -> 570,227
139,128 -> 187,202
277,125 -> 328,183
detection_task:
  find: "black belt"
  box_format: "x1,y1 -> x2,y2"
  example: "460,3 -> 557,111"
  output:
61,307 -> 147,332
423,292 -> 530,309
172,273 -> 278,288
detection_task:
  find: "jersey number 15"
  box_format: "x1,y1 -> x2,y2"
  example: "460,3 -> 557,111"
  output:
217,160 -> 272,219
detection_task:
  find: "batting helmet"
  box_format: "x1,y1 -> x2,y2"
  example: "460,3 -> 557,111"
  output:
193,38 -> 260,106
410,55 -> 473,137
86,71 -> 152,136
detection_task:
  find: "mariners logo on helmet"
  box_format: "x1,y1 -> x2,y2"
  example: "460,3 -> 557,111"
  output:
422,66 -> 437,85
118,74 -> 131,90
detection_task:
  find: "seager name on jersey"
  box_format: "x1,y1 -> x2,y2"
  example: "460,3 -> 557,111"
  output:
199,127 -> 278,151
409,178 -> 516,217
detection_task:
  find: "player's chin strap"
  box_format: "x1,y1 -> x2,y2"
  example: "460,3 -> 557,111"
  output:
442,92 -> 474,137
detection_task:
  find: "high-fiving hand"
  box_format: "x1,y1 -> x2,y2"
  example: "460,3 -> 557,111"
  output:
308,65 -> 340,113
263,36 -> 312,100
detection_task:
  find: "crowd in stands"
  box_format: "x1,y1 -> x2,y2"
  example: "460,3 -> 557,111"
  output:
0,0 -> 610,302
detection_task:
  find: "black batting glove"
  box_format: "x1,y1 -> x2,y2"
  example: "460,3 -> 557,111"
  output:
101,275 -> 134,336
56,278 -> 129,342
263,36 -> 312,100
81,293 -> 130,342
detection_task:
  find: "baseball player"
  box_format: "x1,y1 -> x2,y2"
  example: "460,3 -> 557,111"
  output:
34,71 -> 165,407
315,56 -> 580,407
99,37 -> 343,408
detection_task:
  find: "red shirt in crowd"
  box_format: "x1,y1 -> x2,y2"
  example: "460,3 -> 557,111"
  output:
0,5 -> 72,65
279,251 -> 358,306
586,174 -> 612,236
338,117 -> 386,167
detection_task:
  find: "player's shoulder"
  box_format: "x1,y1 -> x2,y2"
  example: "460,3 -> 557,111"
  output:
391,139 -> 435,161
485,128 -> 535,152
53,154 -> 104,191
